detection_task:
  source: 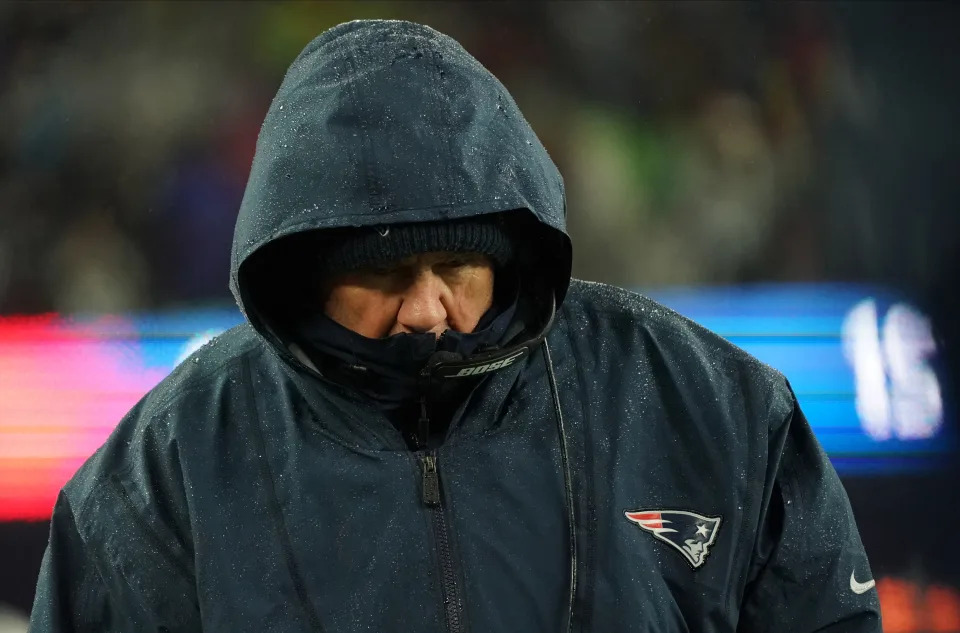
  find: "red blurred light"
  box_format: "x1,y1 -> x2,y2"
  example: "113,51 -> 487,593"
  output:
0,314 -> 167,520
878,577 -> 960,633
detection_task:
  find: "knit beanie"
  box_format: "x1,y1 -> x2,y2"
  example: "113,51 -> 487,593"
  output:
318,214 -> 514,275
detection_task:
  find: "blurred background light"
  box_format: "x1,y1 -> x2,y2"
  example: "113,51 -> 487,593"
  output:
1,284 -> 952,520
1,1 -> 958,628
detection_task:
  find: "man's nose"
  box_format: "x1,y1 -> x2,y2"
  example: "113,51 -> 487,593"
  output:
396,271 -> 448,335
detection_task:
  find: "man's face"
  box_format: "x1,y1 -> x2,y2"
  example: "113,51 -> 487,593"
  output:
322,251 -> 495,339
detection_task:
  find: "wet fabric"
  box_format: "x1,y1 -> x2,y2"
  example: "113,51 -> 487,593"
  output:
29,19 -> 881,633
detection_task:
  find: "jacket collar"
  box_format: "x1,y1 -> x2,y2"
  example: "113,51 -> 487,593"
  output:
291,291 -> 519,410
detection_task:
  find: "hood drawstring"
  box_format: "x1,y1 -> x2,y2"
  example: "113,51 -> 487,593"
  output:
542,339 -> 577,633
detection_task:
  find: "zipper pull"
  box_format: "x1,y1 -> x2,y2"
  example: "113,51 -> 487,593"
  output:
420,453 -> 441,507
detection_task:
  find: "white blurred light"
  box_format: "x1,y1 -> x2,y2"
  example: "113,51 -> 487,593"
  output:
842,298 -> 943,441
175,329 -> 224,366
882,304 -> 943,439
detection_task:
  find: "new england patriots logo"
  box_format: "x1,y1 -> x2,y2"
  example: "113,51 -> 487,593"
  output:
624,510 -> 721,569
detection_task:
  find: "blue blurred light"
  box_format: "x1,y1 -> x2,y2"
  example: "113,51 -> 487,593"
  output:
71,283 -> 952,475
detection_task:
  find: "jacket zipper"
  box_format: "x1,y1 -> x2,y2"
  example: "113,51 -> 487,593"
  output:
418,397 -> 465,633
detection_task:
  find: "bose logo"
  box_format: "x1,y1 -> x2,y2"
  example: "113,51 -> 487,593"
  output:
452,353 -> 524,377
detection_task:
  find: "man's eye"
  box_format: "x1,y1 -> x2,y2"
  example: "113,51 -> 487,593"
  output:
358,264 -> 396,276
439,255 -> 474,269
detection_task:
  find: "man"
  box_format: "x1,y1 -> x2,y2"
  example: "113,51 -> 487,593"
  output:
29,19 -> 881,632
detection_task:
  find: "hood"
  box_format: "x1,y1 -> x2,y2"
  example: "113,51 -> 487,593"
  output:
230,19 -> 572,363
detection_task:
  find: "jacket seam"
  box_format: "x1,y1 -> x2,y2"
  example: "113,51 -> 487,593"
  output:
56,491 -> 132,631
283,360 -> 410,453
735,393 -> 774,600
561,319 -> 595,633
344,52 -> 384,214
243,356 -> 327,633
301,412 -> 395,455
741,394 -> 796,612
107,474 -> 196,584
146,332 -> 259,418
432,47 -> 461,209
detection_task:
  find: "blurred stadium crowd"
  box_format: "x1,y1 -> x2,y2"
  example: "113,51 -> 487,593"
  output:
3,1 -> 956,316
1,2 -> 959,630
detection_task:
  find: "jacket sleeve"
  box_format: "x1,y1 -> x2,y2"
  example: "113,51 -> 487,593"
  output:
29,477 -> 202,633
737,383 -> 882,632
28,491 -> 118,632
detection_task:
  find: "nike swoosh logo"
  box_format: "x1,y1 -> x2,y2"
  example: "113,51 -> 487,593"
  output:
850,571 -> 876,594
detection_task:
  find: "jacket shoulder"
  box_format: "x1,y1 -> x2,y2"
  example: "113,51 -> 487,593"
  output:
38,328 -> 265,631
561,279 -> 791,412
61,324 -> 264,511
146,323 -> 262,405
565,279 -> 765,359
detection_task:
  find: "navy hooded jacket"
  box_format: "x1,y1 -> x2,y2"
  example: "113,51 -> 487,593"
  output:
28,20 -> 882,633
